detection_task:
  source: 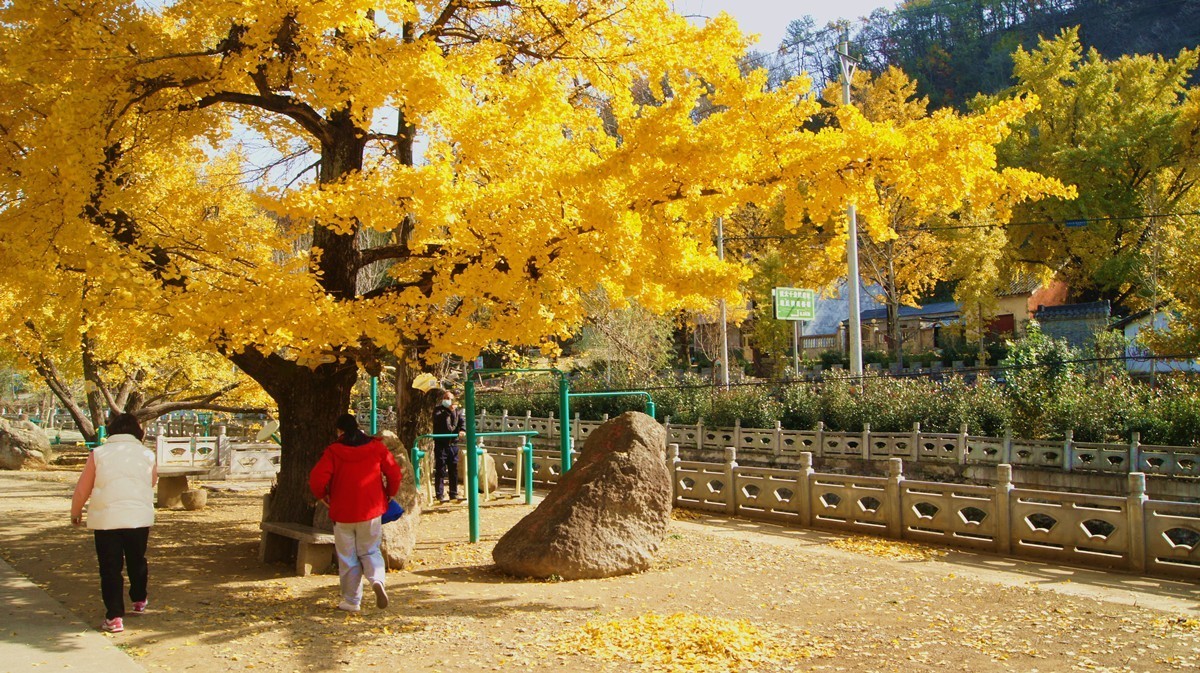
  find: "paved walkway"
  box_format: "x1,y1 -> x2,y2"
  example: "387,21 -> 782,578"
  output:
0,555 -> 144,673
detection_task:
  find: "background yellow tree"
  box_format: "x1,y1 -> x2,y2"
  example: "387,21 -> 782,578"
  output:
819,66 -> 1074,363
987,29 -> 1200,315
0,274 -> 272,443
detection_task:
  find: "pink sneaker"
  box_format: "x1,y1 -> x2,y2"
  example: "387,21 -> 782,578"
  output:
102,616 -> 124,633
131,600 -> 148,615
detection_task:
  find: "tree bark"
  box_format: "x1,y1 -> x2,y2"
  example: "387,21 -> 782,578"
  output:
395,347 -> 436,451
881,242 -> 905,367
232,349 -> 358,525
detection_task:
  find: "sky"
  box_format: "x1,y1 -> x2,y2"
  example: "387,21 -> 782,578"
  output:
672,0 -> 894,51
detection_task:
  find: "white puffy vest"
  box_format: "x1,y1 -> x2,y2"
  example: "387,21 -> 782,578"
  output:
87,435 -> 156,530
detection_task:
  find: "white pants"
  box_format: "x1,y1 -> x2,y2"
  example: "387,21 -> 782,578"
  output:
333,517 -> 384,606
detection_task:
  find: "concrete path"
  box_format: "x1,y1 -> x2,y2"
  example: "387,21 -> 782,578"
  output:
0,556 -> 144,673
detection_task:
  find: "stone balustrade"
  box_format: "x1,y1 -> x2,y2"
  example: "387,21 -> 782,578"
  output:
480,439 -> 1200,581
668,446 -> 1199,581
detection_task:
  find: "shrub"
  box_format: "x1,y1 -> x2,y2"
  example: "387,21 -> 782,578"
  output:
477,364 -> 1200,447
819,375 -> 868,431
777,383 -> 821,430
818,350 -> 847,368
706,386 -> 783,428
1131,377 -> 1200,446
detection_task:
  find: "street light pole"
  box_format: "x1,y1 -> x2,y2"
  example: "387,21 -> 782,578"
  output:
717,216 -> 730,389
838,27 -> 864,378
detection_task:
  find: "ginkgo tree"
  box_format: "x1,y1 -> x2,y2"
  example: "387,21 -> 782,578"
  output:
815,66 -> 1076,363
720,66 -> 1075,366
0,0 -> 1068,525
986,28 -> 1200,312
0,273 -> 272,443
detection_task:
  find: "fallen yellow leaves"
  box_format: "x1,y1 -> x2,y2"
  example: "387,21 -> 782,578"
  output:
1153,616 -> 1200,633
670,508 -> 703,521
557,612 -> 833,672
827,535 -> 947,561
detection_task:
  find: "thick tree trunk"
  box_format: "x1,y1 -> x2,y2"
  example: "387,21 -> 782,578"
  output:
231,350 -> 358,525
395,349 -> 436,452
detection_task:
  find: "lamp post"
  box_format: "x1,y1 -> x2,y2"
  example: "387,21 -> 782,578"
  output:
838,27 -> 864,378
717,216 -> 730,389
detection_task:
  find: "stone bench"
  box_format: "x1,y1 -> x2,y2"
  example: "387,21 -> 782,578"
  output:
259,522 -> 335,576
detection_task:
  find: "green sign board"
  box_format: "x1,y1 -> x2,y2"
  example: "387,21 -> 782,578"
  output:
774,287 -> 816,321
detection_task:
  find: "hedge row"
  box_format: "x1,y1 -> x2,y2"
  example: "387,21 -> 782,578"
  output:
476,371 -> 1200,446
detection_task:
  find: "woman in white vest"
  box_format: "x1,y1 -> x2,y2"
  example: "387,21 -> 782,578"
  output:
70,413 -> 158,634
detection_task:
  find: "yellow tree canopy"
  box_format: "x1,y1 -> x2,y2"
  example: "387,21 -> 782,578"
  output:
0,0 -> 1068,522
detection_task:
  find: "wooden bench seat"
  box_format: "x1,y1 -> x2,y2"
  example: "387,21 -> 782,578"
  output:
259,521 -> 336,576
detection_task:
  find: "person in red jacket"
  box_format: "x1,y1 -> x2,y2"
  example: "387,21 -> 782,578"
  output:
309,413 -> 402,612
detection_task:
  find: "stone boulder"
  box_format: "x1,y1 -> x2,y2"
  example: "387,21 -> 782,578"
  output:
0,417 -> 51,470
492,411 -> 671,579
378,432 -> 422,570
457,450 -> 499,494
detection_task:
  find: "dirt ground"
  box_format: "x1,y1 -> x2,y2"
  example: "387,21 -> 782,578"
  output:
1,469 -> 1198,673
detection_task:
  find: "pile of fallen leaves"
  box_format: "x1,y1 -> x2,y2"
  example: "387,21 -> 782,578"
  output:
670,508 -> 704,521
1154,616 -> 1200,632
558,612 -> 831,672
828,535 -> 947,561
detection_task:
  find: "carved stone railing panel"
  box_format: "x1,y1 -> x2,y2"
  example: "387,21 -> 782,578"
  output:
732,466 -> 801,523
808,474 -> 889,533
1139,445 -> 1200,477
1144,500 -> 1200,580
1010,439 -> 1064,469
900,483 -> 998,551
675,460 -> 729,512
1010,489 -> 1130,569
868,433 -> 914,460
964,436 -> 1004,464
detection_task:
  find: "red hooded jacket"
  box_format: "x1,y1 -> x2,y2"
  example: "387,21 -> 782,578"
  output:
308,435 -> 402,524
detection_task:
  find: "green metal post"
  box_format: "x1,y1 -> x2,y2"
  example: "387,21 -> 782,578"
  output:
521,436 -> 533,505
409,441 -> 426,488
98,425 -> 106,442
646,399 -> 656,419
465,376 -> 479,542
369,376 -> 379,435
558,372 -> 571,473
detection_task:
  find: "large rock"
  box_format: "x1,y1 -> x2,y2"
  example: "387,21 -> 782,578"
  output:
378,432 -> 422,570
0,417 -> 51,470
492,411 -> 670,579
457,450 -> 499,493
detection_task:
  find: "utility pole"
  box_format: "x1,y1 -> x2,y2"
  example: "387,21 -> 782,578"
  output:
1150,212 -> 1160,386
838,27 -> 864,378
717,216 -> 730,389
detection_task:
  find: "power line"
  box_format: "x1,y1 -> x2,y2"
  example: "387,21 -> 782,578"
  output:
721,210 -> 1200,243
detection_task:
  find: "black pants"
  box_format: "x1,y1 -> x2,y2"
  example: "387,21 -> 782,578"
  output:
94,527 -> 150,619
434,444 -> 459,499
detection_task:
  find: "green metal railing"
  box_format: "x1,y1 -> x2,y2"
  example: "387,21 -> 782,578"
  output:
84,425 -> 107,450
567,390 -> 655,419
410,430 -> 539,505
369,376 -> 379,435
465,368 -> 571,542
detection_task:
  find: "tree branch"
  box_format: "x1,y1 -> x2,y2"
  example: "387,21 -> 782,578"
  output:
184,91 -> 332,146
